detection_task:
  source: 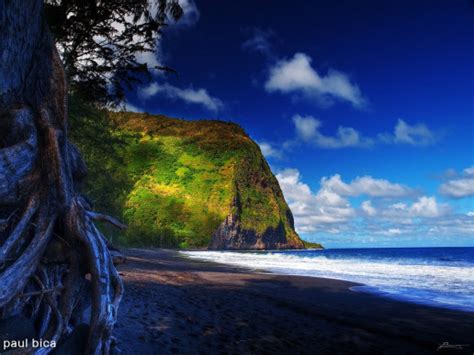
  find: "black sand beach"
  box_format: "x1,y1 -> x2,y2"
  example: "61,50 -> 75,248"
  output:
114,249 -> 474,354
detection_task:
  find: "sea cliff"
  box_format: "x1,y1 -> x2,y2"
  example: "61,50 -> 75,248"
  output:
73,110 -> 309,249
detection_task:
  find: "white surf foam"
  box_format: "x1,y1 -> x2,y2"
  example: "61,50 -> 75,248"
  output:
180,250 -> 474,311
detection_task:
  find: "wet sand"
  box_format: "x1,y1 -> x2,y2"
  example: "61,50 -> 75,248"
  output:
114,248 -> 474,354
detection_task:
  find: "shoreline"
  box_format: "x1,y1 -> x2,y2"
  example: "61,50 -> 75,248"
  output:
114,248 -> 474,354
180,247 -> 474,313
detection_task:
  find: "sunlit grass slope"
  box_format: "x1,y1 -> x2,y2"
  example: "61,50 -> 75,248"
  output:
70,101 -> 319,249
108,112 -> 308,249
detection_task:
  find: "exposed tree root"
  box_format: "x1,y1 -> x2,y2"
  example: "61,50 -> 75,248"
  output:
0,1 -> 124,353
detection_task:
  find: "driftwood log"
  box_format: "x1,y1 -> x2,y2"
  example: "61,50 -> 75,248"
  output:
0,1 -> 123,353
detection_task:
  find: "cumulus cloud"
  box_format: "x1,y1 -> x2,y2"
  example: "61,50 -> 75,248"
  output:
378,119 -> 435,146
426,213 -> 474,236
276,169 -> 415,234
381,228 -> 402,236
439,166 -> 474,198
276,168 -> 456,238
379,196 -> 450,220
257,141 -> 283,159
440,167 -> 474,199
276,169 -> 355,233
265,53 -> 367,108
465,167 -> 474,176
363,211 -> 474,240
361,200 -> 377,216
409,196 -> 449,218
276,169 -> 313,202
321,174 -> 414,198
292,115 -> 373,148
289,115 -> 437,149
139,83 -> 224,112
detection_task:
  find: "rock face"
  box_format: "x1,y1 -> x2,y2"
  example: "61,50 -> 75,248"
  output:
209,192 -> 304,250
209,209 -> 302,250
102,112 -> 308,249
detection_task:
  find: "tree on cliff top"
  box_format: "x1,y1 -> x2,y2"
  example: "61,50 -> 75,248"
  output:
45,0 -> 183,104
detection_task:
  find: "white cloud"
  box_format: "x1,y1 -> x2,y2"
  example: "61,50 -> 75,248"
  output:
381,228 -> 402,236
361,200 -> 377,216
109,102 -> 144,113
69,0 -> 199,78
292,115 -> 319,142
380,196 -> 450,219
276,169 -> 313,203
277,170 -> 414,233
439,166 -> 474,198
139,83 -> 224,112
147,0 -> 199,27
242,28 -> 274,57
257,141 -> 283,159
174,0 -> 200,26
276,169 -> 457,240
110,9 -> 165,71
464,167 -> 474,176
292,114 -> 372,148
79,1 -> 199,87
140,83 -> 161,98
379,119 -> 435,146
124,102 -> 144,113
135,50 -> 162,69
321,174 -> 414,198
290,115 -> 437,149
276,169 -> 355,233
137,0 -> 199,67
394,119 -> 434,145
364,212 -> 474,240
439,179 -> 474,198
426,214 -> 474,236
265,53 -> 366,108
409,196 -> 448,218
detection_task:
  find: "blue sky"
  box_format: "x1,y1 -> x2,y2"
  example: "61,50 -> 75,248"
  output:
126,0 -> 474,248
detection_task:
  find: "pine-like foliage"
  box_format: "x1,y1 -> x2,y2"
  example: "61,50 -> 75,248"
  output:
45,0 -> 183,104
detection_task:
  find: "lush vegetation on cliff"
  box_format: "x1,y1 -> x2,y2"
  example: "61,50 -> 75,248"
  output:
70,101 -> 309,248
303,240 -> 324,249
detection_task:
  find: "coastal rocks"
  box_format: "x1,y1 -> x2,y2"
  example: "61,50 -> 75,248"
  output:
209,214 -> 301,250
209,192 -> 304,250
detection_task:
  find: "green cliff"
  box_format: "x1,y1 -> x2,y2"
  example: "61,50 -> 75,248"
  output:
71,105 -> 312,249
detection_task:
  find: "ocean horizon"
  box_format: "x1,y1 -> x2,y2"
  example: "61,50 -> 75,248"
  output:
182,246 -> 474,312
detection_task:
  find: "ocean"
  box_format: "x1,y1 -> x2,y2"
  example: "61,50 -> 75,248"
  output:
181,247 -> 474,312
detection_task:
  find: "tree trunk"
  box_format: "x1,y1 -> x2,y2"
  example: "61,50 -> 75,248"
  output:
0,1 -> 123,354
